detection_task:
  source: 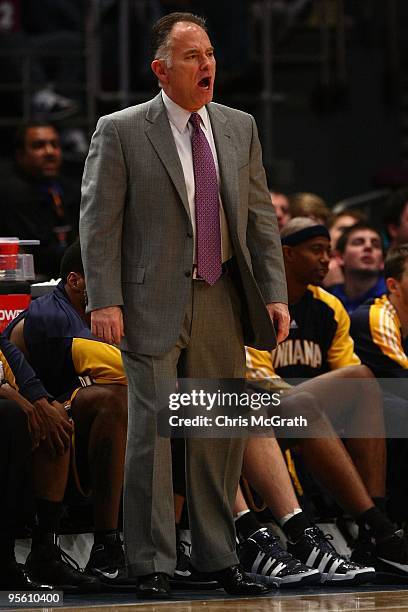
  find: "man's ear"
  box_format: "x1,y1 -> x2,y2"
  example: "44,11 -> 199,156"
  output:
67,271 -> 82,292
386,276 -> 399,296
282,245 -> 294,262
151,58 -> 168,84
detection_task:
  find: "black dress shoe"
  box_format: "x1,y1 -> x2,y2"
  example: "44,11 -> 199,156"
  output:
137,573 -> 171,599
205,564 -> 273,595
0,561 -> 54,591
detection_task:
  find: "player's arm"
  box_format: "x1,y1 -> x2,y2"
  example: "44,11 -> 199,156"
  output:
327,298 -> 360,370
351,304 -> 408,377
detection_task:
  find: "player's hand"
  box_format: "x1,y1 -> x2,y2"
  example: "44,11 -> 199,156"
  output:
266,302 -> 290,344
33,398 -> 72,457
91,306 -> 124,345
0,383 -> 43,450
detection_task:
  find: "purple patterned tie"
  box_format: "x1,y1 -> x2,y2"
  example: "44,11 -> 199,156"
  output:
189,112 -> 222,285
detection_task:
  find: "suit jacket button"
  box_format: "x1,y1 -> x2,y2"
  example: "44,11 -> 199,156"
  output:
187,231 -> 193,238
184,270 -> 191,278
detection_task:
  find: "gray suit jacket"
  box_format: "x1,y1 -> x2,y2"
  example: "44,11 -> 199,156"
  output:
80,93 -> 287,355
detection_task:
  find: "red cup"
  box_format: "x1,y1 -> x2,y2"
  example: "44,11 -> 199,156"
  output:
0,237 -> 19,270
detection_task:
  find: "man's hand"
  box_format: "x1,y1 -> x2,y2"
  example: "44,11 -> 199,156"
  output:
266,302 -> 290,344
33,398 -> 72,457
91,306 -> 124,345
0,383 -> 43,449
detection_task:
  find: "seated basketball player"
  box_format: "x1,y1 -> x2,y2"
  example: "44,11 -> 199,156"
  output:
0,336 -> 100,592
240,218 -> 408,584
4,242 -> 128,590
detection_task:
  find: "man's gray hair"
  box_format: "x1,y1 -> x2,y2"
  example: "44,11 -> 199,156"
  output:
151,12 -> 207,68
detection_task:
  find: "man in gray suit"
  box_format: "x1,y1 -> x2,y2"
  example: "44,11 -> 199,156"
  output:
80,11 -> 289,598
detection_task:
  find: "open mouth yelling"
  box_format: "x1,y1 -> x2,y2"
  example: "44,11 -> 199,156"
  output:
198,76 -> 211,90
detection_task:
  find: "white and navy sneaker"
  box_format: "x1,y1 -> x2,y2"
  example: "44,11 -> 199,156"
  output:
238,528 -> 321,588
287,526 -> 375,585
352,529 -> 408,584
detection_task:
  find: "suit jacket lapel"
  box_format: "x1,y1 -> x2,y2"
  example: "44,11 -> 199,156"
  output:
207,104 -> 239,236
145,94 -> 191,221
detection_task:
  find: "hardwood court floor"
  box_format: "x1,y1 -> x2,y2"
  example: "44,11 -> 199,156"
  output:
15,588 -> 408,612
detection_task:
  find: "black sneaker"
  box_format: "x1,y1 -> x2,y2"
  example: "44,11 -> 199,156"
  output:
238,528 -> 321,588
0,560 -> 54,591
170,535 -> 218,590
288,526 -> 375,585
352,529 -> 408,584
25,534 -> 101,593
86,533 -> 135,590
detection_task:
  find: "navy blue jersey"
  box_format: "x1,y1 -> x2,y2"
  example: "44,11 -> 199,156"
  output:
271,285 -> 359,379
4,282 -> 126,401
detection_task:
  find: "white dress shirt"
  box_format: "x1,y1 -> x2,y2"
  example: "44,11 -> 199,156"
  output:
162,90 -> 232,264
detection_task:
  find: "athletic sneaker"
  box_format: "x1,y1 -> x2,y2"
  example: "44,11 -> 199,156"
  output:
86,533 -> 134,589
25,535 -> 100,593
170,534 -> 218,590
351,529 -> 408,584
238,527 -> 321,588
287,526 -> 375,585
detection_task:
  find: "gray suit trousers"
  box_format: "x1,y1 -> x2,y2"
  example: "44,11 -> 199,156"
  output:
122,273 -> 246,575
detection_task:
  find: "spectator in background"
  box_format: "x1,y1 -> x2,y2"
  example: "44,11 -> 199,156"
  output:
384,188 -> 408,249
324,209 -> 367,288
328,223 -> 385,314
328,210 -> 367,252
270,191 -> 291,231
289,192 -> 330,226
0,121 -> 80,279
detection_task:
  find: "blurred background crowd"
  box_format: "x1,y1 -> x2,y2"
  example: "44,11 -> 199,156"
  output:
1,0 -> 408,298
0,0 -> 407,197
